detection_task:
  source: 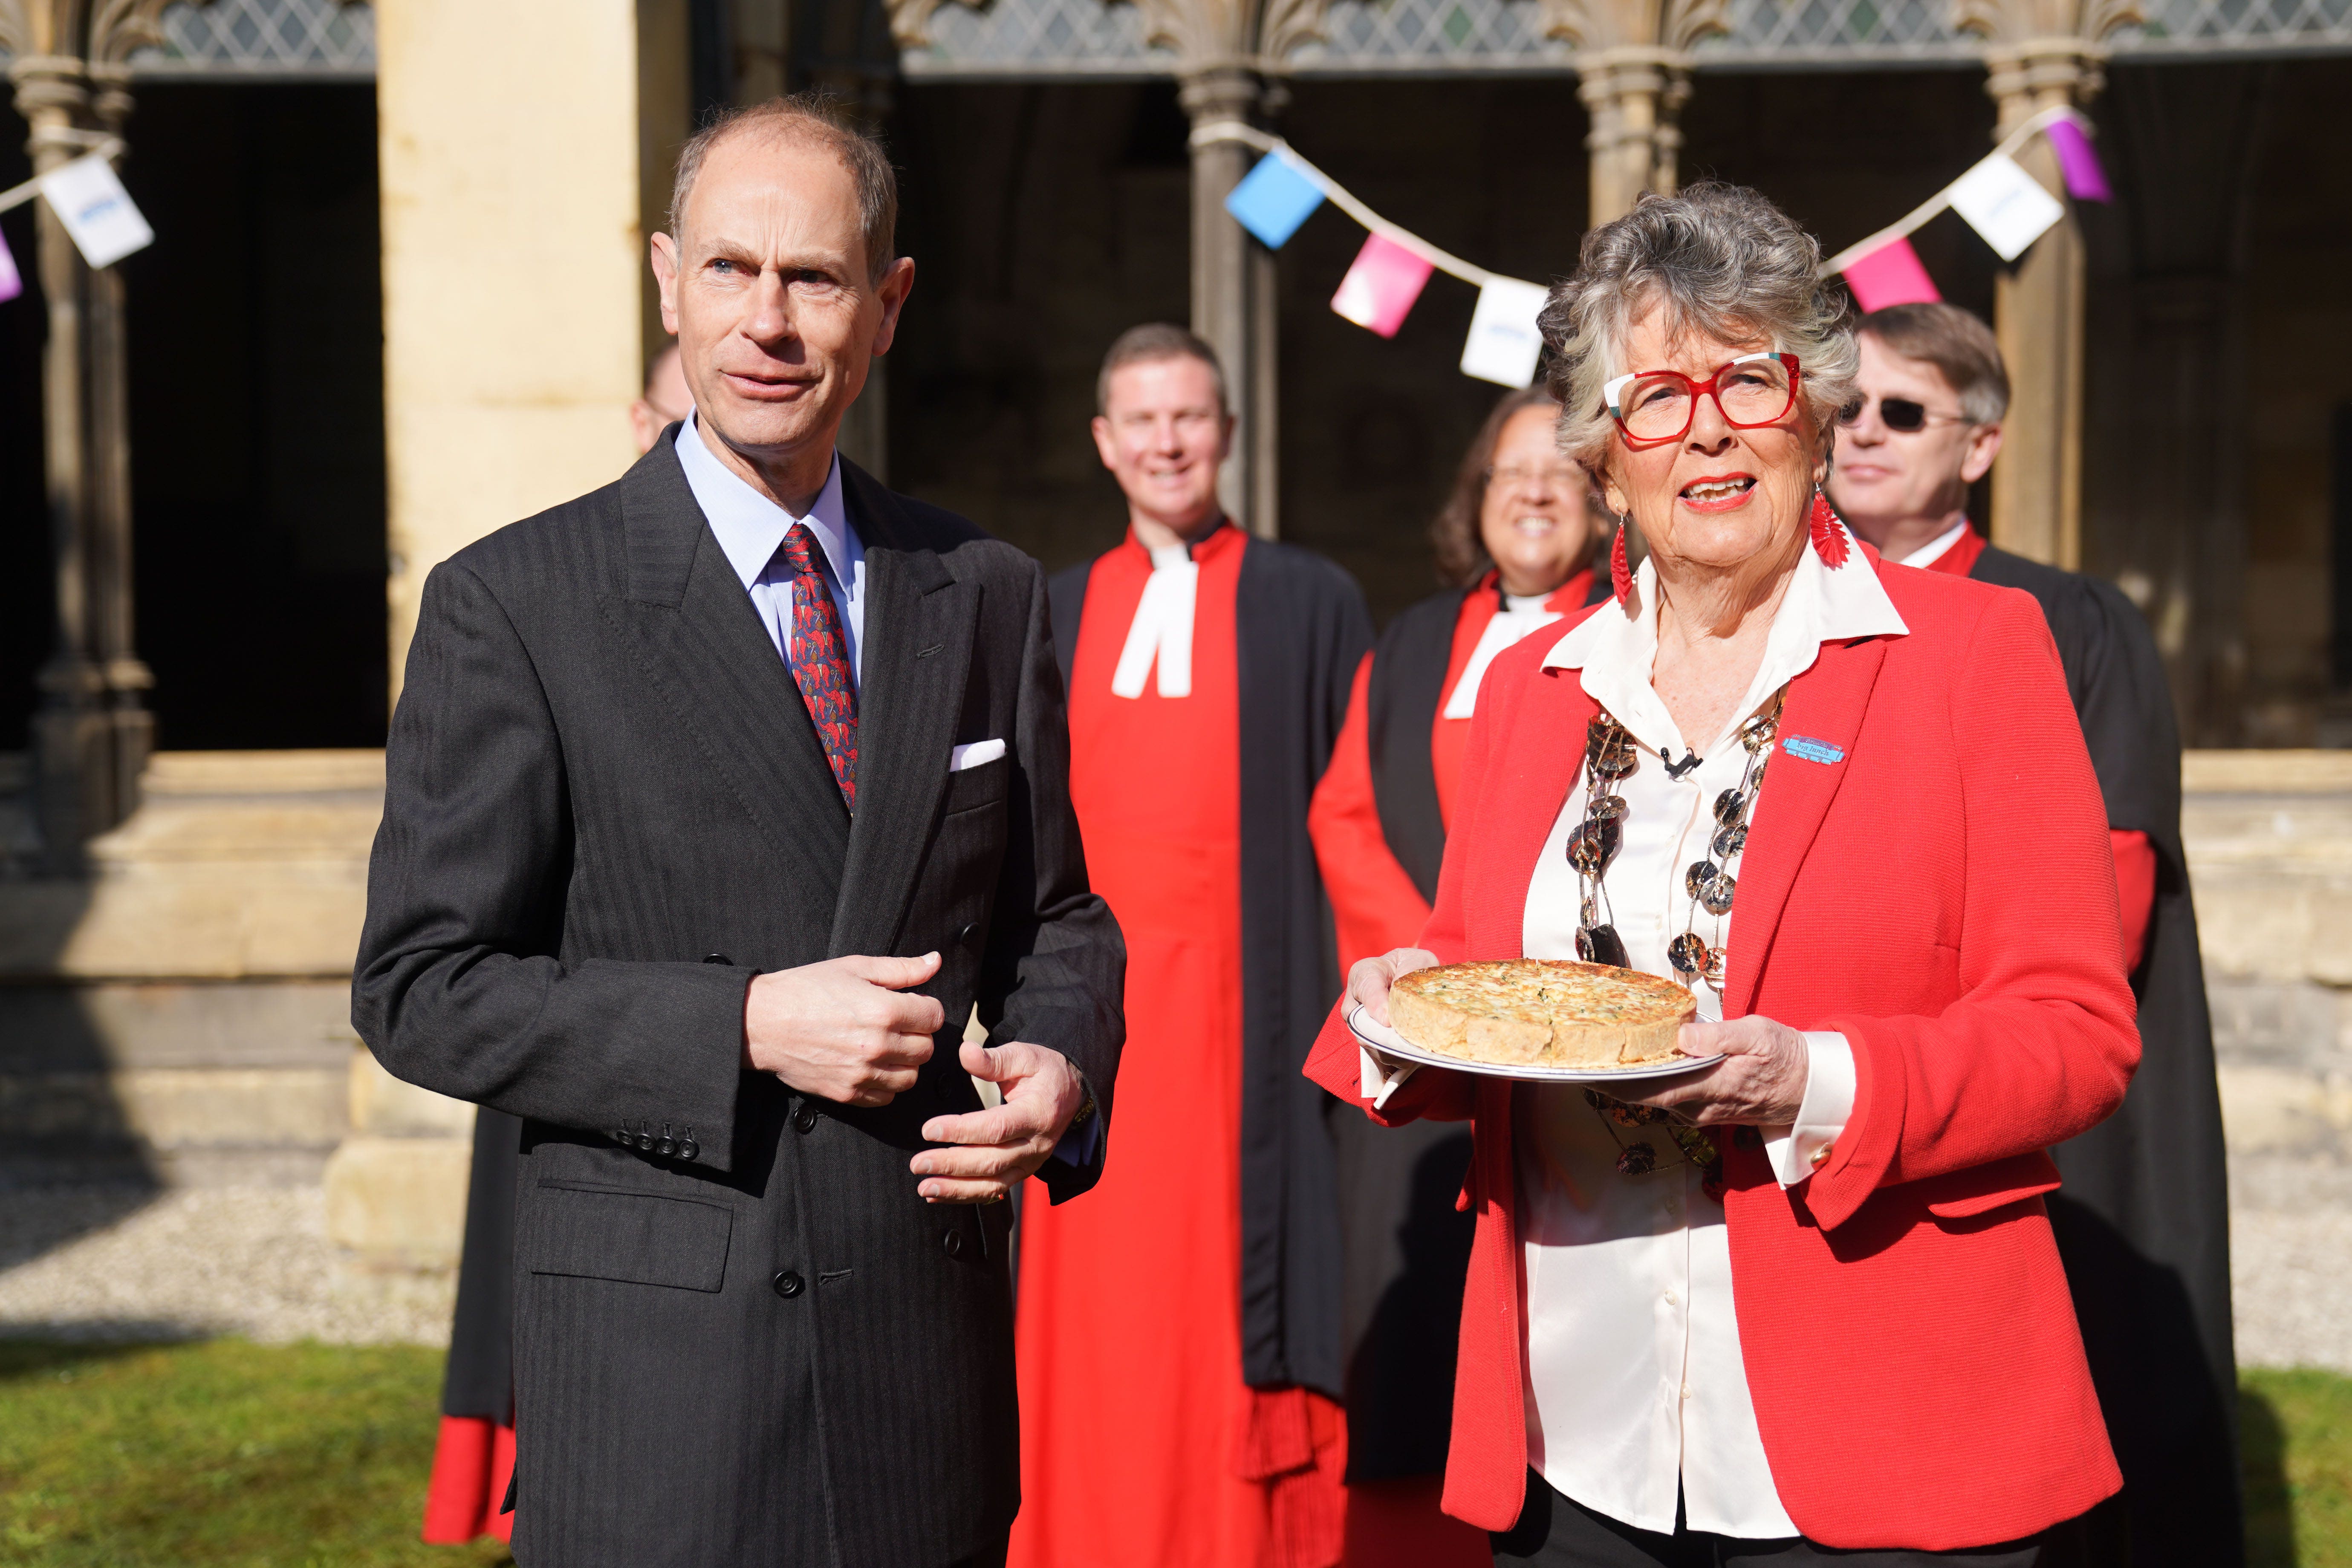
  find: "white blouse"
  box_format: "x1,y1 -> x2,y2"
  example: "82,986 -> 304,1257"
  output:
1361,532 -> 1909,1539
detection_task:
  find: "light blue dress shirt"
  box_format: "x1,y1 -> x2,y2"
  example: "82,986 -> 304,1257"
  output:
674,413 -> 864,686
673,413 -> 1101,1168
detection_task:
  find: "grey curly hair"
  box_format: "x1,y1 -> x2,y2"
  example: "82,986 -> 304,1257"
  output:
1540,182 -> 1858,476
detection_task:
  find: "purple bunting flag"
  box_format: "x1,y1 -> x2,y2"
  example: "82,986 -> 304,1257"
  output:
0,226 -> 19,304
2045,120 -> 2113,203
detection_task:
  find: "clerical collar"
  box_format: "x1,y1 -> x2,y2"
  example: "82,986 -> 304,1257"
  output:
1895,517 -> 1972,570
1129,516 -> 1237,569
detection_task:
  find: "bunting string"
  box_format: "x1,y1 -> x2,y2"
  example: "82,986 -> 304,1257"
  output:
1189,102 -> 2113,386
1817,103 -> 2092,274
1189,120 -> 1531,292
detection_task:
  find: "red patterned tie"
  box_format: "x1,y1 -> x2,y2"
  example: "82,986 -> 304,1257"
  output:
774,524 -> 858,809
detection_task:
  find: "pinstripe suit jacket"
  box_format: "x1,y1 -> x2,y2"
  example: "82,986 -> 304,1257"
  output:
353,435 -> 1125,1568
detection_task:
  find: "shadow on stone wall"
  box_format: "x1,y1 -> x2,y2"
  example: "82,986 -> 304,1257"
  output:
0,869 -> 168,1273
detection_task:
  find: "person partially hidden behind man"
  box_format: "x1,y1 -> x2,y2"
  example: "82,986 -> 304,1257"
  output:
353,94 -> 1124,1568
1830,300 -> 2237,1568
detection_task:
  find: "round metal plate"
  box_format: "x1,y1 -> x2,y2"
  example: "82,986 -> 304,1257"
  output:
1347,1005 -> 1725,1085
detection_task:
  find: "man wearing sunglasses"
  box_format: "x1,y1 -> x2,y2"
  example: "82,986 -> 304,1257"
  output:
1831,301 -> 2239,1568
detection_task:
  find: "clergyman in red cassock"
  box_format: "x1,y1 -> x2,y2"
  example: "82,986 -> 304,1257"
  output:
1011,324 -> 1370,1568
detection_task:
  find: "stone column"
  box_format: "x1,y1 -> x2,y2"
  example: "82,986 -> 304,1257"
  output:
376,0 -> 664,696
802,5 -> 900,480
83,65 -> 153,829
1984,43 -> 2098,569
1181,64 -> 1275,536
10,51 -> 151,872
1576,46 -> 1690,226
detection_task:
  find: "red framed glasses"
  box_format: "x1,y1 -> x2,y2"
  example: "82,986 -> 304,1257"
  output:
1604,352 -> 1803,445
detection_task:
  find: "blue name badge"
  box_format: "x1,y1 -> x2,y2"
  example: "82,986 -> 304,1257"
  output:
1782,736 -> 1844,765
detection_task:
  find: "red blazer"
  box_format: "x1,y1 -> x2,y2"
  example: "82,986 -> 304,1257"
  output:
1304,560 -> 2138,1550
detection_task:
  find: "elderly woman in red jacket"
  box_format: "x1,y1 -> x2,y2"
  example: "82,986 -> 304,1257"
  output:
1309,182 -> 2138,1568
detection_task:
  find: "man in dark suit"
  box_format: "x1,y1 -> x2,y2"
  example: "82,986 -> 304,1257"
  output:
353,94 -> 1124,1568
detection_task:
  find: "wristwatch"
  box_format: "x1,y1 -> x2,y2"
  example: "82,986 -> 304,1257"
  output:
1069,1068 -> 1098,1130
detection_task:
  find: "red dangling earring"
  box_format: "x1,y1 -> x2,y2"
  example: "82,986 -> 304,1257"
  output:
1610,523 -> 1634,602
1809,487 -> 1851,568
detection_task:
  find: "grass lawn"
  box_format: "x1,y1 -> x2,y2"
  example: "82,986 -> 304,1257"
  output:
0,1340 -> 510,1567
0,1340 -> 2343,1565
2246,1367 -> 2352,1568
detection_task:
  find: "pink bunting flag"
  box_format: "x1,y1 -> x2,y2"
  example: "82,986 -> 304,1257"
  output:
1331,232 -> 1433,339
1840,235 -> 1941,313
0,227 -> 20,305
2044,119 -> 2113,203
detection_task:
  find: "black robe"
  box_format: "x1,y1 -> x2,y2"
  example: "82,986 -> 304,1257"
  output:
1049,533 -> 1371,1398
1970,544 -> 2240,1567
441,1107 -> 519,1428
1339,575 -> 1610,1481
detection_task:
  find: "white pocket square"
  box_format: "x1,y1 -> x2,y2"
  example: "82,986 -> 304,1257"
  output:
950,739 -> 1007,772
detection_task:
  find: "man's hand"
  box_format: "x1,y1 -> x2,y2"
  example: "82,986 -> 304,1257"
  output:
744,953 -> 948,1107
910,1041 -> 1088,1204
1346,947 -> 1439,1028
1626,1014 -> 1810,1127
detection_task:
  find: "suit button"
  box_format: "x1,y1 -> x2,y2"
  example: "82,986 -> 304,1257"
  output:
942,1230 -> 965,1259
634,1127 -> 654,1152
678,1134 -> 699,1162
702,952 -> 731,965
1733,1126 -> 1761,1151
955,922 -> 979,948
772,1270 -> 805,1299
794,1104 -> 820,1135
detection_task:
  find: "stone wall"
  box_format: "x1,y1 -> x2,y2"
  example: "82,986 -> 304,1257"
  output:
0,751 -> 472,1269
2187,751 -> 2352,1207
1,745 -> 2346,1294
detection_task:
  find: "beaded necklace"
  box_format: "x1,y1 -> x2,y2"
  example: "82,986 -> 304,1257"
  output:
1563,688 -> 1786,1180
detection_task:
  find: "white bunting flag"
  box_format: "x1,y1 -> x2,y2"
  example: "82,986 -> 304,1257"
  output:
1947,153 -> 2063,263
1459,277 -> 1549,389
40,153 -> 153,269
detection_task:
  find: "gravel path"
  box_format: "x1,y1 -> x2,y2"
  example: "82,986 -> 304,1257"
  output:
0,1179 -> 2344,1370
0,1185 -> 454,1346
2231,1207 -> 2352,1372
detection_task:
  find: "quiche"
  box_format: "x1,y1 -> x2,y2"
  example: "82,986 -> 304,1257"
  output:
1387,959 -> 1694,1069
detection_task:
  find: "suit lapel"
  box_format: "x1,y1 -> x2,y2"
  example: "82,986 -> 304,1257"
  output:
604,439 -> 852,899
1722,634 -> 1888,1018
827,462 -> 978,958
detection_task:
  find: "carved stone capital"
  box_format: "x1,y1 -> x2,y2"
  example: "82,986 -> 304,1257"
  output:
1955,0 -> 2142,122
1543,0 -> 1725,55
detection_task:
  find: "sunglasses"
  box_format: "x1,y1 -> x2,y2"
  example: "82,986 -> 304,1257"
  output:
1837,395 -> 1968,434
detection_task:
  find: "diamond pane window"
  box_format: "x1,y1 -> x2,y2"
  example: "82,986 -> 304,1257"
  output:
2110,0 -> 2352,53
129,0 -> 375,77
900,0 -> 1173,77
1289,0 -> 1572,71
1692,0 -> 1973,66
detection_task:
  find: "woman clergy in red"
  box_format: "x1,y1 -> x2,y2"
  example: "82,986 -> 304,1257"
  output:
1308,385 -> 1608,1568
1308,183 -> 2139,1567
